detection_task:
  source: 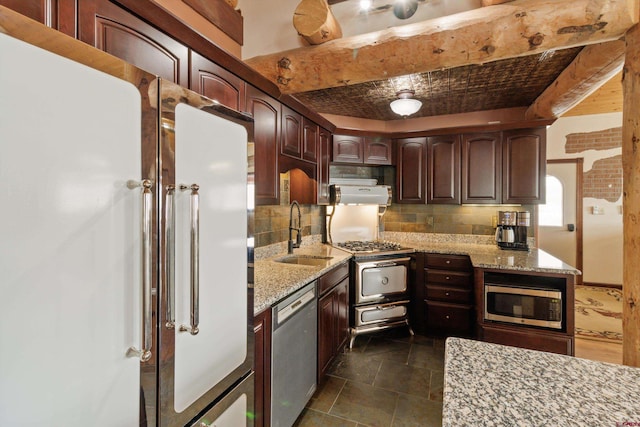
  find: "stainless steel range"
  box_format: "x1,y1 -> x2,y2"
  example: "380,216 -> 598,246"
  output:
326,181 -> 415,348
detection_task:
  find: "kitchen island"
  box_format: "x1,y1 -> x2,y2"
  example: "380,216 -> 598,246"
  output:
443,337 -> 640,426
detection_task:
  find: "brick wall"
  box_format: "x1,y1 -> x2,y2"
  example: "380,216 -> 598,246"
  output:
564,127 -> 623,203
565,127 -> 621,153
583,155 -> 623,202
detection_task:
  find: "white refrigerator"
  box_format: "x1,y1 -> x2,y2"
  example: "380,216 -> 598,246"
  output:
0,19 -> 254,427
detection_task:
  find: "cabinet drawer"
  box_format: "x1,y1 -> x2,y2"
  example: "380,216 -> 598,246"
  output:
426,285 -> 473,304
426,301 -> 473,333
425,254 -> 471,271
318,262 -> 349,295
425,270 -> 472,287
481,325 -> 574,356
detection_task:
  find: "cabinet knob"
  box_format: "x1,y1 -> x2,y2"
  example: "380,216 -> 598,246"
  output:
445,276 -> 450,280
445,315 -> 450,320
445,292 -> 450,296
445,260 -> 451,264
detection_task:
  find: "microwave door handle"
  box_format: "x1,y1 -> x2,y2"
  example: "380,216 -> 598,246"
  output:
164,185 -> 176,329
126,179 -> 153,362
180,183 -> 200,336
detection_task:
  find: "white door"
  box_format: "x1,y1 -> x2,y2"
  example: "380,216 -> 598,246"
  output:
173,103 -> 249,412
0,34 -> 142,425
538,161 -> 582,271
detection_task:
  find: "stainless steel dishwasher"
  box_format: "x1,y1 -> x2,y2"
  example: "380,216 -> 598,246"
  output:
271,281 -> 317,427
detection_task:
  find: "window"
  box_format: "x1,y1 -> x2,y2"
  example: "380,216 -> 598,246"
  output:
539,175 -> 563,226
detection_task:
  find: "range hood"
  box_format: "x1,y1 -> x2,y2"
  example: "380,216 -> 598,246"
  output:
329,183 -> 392,206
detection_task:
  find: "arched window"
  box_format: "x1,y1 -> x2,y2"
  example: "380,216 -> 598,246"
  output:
539,175 -> 563,226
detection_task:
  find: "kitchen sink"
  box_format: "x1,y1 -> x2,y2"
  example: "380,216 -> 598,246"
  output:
275,255 -> 334,266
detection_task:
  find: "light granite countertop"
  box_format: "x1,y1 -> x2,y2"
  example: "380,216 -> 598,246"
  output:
253,238 -> 352,314
443,337 -> 640,426
386,231 -> 581,275
253,233 -> 580,315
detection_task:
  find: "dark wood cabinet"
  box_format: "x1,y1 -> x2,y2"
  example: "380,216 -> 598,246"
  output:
364,137 -> 393,165
254,308 -> 271,427
332,134 -> 392,165
246,85 -> 280,205
280,105 -> 303,159
502,128 -> 546,204
427,134 -> 460,204
462,128 -> 546,204
302,117 -> 319,163
461,132 -> 502,204
78,0 -> 189,87
317,127 -> 332,204
332,134 -> 364,164
317,263 -> 349,383
190,50 -> 245,111
396,137 -> 427,204
423,254 -> 474,336
475,269 -> 575,355
0,0 -> 76,36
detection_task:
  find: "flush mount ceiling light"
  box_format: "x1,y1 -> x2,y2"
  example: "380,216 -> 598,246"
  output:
390,90 -> 422,116
359,0 -> 373,11
393,0 -> 418,19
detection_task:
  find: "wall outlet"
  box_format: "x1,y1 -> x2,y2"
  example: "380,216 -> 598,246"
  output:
591,205 -> 604,215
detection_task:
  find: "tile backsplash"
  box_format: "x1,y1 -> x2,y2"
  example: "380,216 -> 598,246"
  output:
251,165 -> 534,248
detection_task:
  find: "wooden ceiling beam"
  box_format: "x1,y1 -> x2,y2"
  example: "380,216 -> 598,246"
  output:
525,40 -> 625,120
245,0 -> 638,94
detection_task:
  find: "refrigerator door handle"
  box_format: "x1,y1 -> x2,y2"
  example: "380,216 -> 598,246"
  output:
180,183 -> 200,336
165,185 -> 176,329
126,179 -> 153,362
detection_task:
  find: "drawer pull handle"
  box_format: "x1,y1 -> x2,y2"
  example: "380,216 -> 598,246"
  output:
445,292 -> 450,296
445,260 -> 451,264
446,276 -> 450,280
445,315 -> 450,320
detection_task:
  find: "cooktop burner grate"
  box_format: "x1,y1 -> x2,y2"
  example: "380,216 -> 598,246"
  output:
336,240 -> 406,253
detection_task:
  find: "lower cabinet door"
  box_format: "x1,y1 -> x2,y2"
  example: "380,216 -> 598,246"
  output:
318,291 -> 336,379
426,301 -> 473,335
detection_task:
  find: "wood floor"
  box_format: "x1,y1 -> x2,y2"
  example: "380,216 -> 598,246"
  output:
574,337 -> 623,364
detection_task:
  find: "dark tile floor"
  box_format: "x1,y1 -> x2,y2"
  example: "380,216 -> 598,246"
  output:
294,330 -> 445,427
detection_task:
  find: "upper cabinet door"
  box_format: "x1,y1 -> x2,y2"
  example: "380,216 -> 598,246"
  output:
364,137 -> 393,165
281,105 -> 302,159
302,117 -> 319,163
396,137 -> 427,204
317,127 -> 331,205
332,134 -> 364,164
190,51 -> 245,112
78,0 -> 189,87
502,128 -> 546,204
246,85 -> 280,205
461,132 -> 502,204
427,135 -> 460,204
0,0 -> 76,36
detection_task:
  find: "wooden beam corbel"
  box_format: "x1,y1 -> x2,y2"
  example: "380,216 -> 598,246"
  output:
294,0 -> 343,45
525,40 -> 625,120
622,23 -> 640,368
245,0 -> 638,94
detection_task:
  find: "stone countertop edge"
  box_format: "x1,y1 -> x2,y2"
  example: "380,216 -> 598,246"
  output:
253,233 -> 580,316
442,337 -> 640,426
253,244 -> 352,315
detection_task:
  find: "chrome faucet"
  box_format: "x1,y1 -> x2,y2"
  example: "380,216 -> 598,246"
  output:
288,200 -> 302,254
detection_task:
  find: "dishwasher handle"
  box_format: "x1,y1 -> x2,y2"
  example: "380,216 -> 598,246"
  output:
274,284 -> 316,328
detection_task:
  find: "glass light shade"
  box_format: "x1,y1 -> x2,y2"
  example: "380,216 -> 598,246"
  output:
390,97 -> 422,116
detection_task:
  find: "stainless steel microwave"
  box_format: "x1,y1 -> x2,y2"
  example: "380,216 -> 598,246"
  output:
484,284 -> 563,329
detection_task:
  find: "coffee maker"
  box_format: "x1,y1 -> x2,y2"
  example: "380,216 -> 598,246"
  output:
495,211 -> 530,251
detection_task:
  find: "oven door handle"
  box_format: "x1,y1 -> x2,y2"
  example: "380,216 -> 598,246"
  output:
375,304 -> 399,311
375,261 -> 398,267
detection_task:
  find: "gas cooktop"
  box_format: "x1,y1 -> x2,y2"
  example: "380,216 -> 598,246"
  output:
334,240 -> 414,257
